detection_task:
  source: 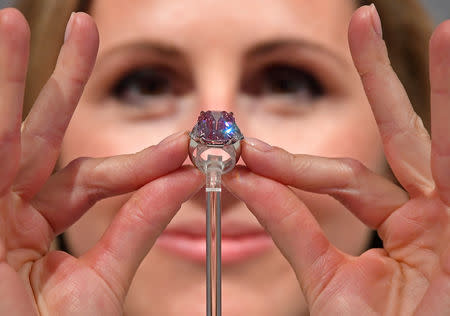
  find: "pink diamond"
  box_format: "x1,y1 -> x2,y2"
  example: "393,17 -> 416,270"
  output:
190,111 -> 243,146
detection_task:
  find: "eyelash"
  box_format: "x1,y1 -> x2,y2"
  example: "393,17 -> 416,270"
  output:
110,64 -> 325,105
242,64 -> 324,99
112,67 -> 177,103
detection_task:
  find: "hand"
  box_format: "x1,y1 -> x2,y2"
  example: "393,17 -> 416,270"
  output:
224,5 -> 449,315
0,9 -> 203,316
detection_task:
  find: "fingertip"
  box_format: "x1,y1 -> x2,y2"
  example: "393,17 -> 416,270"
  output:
222,165 -> 248,191
77,11 -> 99,42
429,20 -> 450,93
157,130 -> 189,147
71,11 -> 99,37
241,140 -> 292,180
348,10 -> 367,70
241,137 -> 276,162
159,165 -> 205,199
181,164 -> 204,187
223,164 -> 247,180
348,5 -> 387,75
0,7 -> 28,26
429,20 -> 450,64
430,19 -> 450,43
77,12 -> 99,49
348,5 -> 373,43
65,11 -> 99,66
153,131 -> 190,162
243,137 -> 273,152
240,139 -> 258,164
241,139 -> 255,158
0,7 -> 30,47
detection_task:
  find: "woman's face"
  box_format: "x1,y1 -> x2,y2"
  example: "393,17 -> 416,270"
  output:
59,0 -> 385,315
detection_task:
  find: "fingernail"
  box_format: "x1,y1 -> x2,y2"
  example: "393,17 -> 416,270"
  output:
370,4 -> 383,38
64,12 -> 76,43
244,137 -> 272,152
158,131 -> 187,146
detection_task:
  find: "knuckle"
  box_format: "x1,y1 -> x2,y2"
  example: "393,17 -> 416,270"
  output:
119,158 -> 141,187
339,157 -> 365,175
47,74 -> 69,105
407,110 -> 426,133
64,156 -> 91,191
122,197 -> 159,230
50,69 -> 86,106
290,153 -> 312,180
0,128 -> 20,145
74,158 -> 112,206
383,109 -> 429,145
89,157 -> 139,197
338,157 -> 367,187
66,156 -> 90,171
29,129 -> 61,152
66,71 -> 87,92
359,58 -> 392,82
84,186 -> 107,208
127,198 -> 146,221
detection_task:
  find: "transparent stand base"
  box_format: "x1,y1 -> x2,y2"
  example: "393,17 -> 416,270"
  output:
206,155 -> 222,316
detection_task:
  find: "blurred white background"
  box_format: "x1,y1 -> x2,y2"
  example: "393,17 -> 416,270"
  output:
0,0 -> 449,24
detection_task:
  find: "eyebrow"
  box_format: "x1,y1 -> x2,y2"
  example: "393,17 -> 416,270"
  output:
97,41 -> 184,61
246,39 -> 350,67
97,38 -> 350,69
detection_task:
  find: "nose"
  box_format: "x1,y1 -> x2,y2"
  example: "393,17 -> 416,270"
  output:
193,52 -> 240,113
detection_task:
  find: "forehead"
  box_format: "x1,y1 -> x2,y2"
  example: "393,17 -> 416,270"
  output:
90,0 -> 355,56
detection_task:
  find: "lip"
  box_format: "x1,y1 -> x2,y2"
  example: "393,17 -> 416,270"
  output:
155,223 -> 274,264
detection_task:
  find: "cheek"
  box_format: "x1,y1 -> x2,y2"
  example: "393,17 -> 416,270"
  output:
59,101 -> 188,167
315,112 -> 384,172
59,105 -> 126,166
246,98 -> 383,171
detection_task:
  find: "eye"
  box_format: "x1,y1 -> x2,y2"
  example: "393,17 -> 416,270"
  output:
112,67 -> 175,104
244,64 -> 324,99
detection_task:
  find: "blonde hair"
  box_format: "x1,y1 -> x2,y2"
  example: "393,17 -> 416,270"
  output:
17,0 -> 433,128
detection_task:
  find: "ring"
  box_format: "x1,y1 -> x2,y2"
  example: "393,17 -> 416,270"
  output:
189,110 -> 244,174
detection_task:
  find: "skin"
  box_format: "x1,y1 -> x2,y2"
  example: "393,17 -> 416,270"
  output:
0,1 -> 448,316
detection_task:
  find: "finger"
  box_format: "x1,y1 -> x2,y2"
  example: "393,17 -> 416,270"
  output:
31,131 -> 189,235
223,166 -> 347,303
80,166 -> 203,302
13,12 -> 99,199
242,138 -> 409,229
429,20 -> 450,206
0,9 -> 29,194
0,263 -> 36,316
348,5 -> 434,196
